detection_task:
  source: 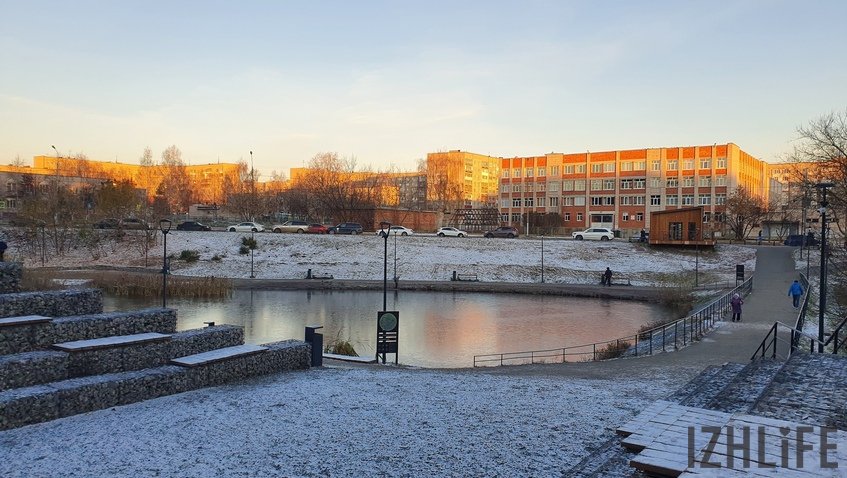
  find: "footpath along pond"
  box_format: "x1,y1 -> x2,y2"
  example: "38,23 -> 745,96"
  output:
104,289 -> 676,368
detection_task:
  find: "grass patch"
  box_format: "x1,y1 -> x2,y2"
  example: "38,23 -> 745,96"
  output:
323,329 -> 359,356
178,250 -> 200,263
19,269 -> 66,291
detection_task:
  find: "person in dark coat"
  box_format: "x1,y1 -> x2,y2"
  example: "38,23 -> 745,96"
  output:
603,267 -> 612,287
730,293 -> 743,322
639,229 -> 647,243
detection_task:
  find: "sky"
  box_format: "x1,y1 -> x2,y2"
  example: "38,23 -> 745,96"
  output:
1,1 -> 845,178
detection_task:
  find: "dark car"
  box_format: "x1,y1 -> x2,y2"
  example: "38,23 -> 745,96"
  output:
306,223 -> 329,234
94,218 -> 120,229
121,218 -> 149,230
176,221 -> 212,231
784,234 -> 819,247
485,226 -> 519,238
328,222 -> 363,235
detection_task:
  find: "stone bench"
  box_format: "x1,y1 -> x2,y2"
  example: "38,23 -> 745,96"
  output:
53,332 -> 172,377
171,344 -> 268,367
0,315 -> 51,327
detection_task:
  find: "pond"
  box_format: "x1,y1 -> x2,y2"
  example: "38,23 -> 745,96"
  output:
103,290 -> 675,368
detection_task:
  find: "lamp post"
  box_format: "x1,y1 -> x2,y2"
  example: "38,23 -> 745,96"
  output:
249,150 -> 255,221
250,230 -> 255,278
393,229 -> 398,288
815,182 -> 834,352
159,219 -> 171,308
380,221 -> 390,311
695,244 -> 700,287
540,234 -> 544,283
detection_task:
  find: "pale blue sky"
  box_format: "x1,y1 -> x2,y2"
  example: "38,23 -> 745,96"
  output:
1,0 -> 845,177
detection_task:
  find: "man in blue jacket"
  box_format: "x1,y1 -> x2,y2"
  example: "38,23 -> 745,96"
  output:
788,280 -> 804,308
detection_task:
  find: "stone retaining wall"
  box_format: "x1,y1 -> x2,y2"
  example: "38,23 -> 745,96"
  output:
0,339 -> 311,430
0,289 -> 102,319
0,263 -> 22,294
0,351 -> 68,391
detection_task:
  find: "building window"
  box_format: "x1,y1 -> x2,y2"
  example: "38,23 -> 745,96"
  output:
604,162 -> 615,172
562,180 -> 574,191
538,197 -> 546,207
682,195 -> 694,205
501,199 -> 509,208
667,160 -> 678,171
538,167 -> 545,177
563,197 -> 574,206
549,181 -> 560,191
683,159 -> 694,170
634,161 -> 646,170
564,165 -> 574,174
667,195 -> 679,205
564,212 -> 570,221
513,169 -> 521,178
651,160 -> 661,171
699,194 -> 711,205
603,196 -> 615,205
576,212 -> 583,222
666,178 -> 678,187
603,179 -> 615,190
649,177 -> 661,188
717,157 -> 726,168
715,175 -> 727,186
621,196 -> 631,205
591,163 -> 602,173
574,196 -> 586,206
635,212 -> 643,221
512,198 -> 521,207
703,212 -> 712,223
6,182 -> 16,194
591,179 -> 603,190
621,179 -> 632,189
591,196 -> 602,206
634,196 -> 645,205
575,164 -> 586,173
715,194 -> 727,205
650,195 -> 661,206
634,178 -> 646,189
621,162 -> 632,171
500,185 -> 508,193
537,182 -> 546,192
526,168 -> 533,178
502,170 -> 510,178
683,176 -> 694,187
700,158 -> 711,169
512,184 -> 521,192
699,176 -> 712,187
549,197 -> 559,207
574,180 -> 586,191
550,166 -> 559,176
622,212 -> 629,221
524,183 -> 534,192
524,197 -> 534,207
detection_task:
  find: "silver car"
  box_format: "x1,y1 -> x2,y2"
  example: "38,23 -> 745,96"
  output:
437,227 -> 467,237
227,222 -> 265,232
572,228 -> 614,241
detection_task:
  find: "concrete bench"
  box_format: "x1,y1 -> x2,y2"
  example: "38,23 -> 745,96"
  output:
53,332 -> 171,352
170,344 -> 268,367
0,315 -> 51,327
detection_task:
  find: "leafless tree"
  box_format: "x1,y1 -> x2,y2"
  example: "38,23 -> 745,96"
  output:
157,145 -> 192,213
724,186 -> 769,240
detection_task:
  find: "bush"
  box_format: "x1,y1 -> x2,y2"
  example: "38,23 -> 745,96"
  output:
594,340 -> 632,360
211,254 -> 222,261
238,245 -> 250,255
241,236 -> 257,249
178,250 -> 200,262
324,339 -> 358,356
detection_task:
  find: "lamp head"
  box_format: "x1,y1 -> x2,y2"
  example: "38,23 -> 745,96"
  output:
159,218 -> 172,233
815,182 -> 835,189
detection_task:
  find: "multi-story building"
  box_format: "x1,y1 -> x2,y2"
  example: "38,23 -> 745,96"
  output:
495,143 -> 773,237
425,151 -> 500,209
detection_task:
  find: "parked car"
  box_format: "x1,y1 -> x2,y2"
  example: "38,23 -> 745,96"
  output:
784,234 -> 819,247
328,223 -> 363,235
227,222 -> 265,232
271,220 -> 309,234
94,218 -> 148,230
94,218 -> 120,229
306,223 -> 329,234
377,225 -> 414,237
437,227 -> 468,237
176,221 -> 211,231
122,218 -> 149,230
572,227 -> 614,241
484,226 -> 519,238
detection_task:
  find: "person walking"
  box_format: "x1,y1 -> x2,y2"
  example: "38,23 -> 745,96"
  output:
757,231 -> 763,245
730,293 -> 743,322
603,267 -> 613,287
788,280 -> 805,308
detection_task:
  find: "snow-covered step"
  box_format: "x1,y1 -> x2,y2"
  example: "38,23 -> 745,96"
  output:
171,344 -> 268,367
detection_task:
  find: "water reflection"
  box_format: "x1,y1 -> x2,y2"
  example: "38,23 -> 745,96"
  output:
103,290 -> 674,368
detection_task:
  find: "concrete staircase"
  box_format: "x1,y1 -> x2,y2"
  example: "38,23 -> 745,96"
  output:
565,352 -> 843,477
0,286 -> 311,430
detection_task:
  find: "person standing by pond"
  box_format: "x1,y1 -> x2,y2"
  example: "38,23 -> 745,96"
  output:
788,280 -> 804,309
603,267 -> 612,287
730,293 -> 743,322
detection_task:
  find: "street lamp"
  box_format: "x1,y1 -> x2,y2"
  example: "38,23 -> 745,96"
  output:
250,230 -> 255,278
379,221 -> 391,311
540,234 -> 544,283
393,229 -> 398,288
159,219 -> 171,308
815,182 -> 834,353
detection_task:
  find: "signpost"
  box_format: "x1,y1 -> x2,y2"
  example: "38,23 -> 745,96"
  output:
376,311 -> 399,364
735,264 -> 744,287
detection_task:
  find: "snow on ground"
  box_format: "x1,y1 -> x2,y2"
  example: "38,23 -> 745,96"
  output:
0,366 -> 682,477
13,231 -> 757,286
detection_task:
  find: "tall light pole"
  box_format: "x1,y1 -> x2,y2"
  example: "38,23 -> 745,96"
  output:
249,151 -> 255,221
393,229 -> 398,288
816,182 -> 834,353
159,219 -> 172,308
250,230 -> 255,278
540,234 -> 544,283
380,221 -> 390,311
51,145 -> 59,189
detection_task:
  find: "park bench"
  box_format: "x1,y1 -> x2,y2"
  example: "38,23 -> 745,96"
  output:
52,332 -> 171,352
305,269 -> 333,280
0,315 -> 52,327
170,344 -> 268,367
598,273 -> 632,286
451,271 -> 479,282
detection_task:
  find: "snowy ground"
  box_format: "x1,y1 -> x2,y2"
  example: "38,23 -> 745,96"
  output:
0,366 -> 683,477
9,230 -> 758,286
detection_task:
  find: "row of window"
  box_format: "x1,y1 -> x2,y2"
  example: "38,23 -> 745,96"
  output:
501,158 -> 729,178
499,175 -> 728,193
501,193 -> 727,208
501,211 -> 728,225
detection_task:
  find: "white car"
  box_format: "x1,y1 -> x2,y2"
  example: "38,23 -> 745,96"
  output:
572,227 -> 614,241
437,227 -> 468,237
376,225 -> 414,237
271,220 -> 308,233
227,222 -> 265,233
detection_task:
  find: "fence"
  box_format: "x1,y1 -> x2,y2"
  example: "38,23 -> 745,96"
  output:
473,277 -> 754,367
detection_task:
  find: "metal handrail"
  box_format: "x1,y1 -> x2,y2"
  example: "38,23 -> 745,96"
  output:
473,276 -> 754,367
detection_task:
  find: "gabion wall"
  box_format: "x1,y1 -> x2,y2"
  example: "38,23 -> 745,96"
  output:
0,289 -> 103,319
0,263 -> 21,294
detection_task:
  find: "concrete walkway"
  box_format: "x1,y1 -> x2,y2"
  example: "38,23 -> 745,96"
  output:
476,246 -> 802,380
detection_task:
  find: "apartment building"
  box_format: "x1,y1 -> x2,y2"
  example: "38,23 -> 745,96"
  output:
425,151 -> 500,208
497,143 -> 772,237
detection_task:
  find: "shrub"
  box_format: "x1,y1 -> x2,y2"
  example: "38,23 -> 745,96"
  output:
594,340 -> 631,360
324,339 -> 358,356
178,250 -> 200,262
241,236 -> 257,249
211,254 -> 222,261
238,245 -> 250,255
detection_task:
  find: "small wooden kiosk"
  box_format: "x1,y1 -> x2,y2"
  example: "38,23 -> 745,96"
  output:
649,206 -> 716,247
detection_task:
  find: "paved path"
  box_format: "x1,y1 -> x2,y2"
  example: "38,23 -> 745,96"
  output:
475,246 -> 802,380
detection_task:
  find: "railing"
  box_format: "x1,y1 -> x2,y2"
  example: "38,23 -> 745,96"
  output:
473,276 -> 754,367
754,314 -> 847,361
790,274 -> 811,350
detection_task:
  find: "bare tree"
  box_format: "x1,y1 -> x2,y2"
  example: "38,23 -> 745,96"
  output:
158,145 -> 192,213
724,186 -> 768,240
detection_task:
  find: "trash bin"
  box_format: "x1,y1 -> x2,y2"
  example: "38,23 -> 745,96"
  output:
613,229 -> 622,238
304,325 -> 323,367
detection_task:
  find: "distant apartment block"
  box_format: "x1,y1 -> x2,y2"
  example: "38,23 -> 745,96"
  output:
425,151 -> 500,209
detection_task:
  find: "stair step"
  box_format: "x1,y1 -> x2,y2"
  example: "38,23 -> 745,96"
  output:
670,362 -> 746,408
707,359 -> 784,413
53,332 -> 171,352
0,351 -> 68,391
0,315 -> 51,327
171,344 -> 268,367
53,333 -> 173,377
